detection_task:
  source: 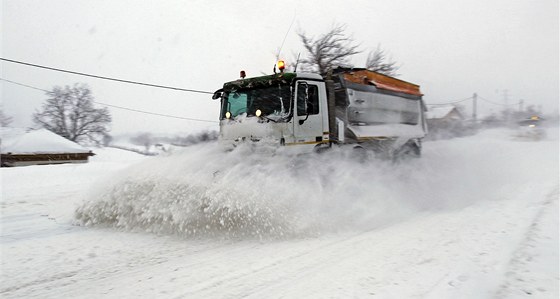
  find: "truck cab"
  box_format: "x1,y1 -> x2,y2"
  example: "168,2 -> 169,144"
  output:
213,71 -> 330,151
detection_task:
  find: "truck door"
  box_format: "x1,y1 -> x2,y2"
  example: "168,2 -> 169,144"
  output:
293,81 -> 325,145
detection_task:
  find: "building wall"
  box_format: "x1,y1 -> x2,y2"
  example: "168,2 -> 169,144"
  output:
1,153 -> 93,167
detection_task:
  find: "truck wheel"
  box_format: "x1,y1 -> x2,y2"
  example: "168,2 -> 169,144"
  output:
397,143 -> 421,159
314,145 -> 330,154
352,146 -> 368,162
409,143 -> 421,157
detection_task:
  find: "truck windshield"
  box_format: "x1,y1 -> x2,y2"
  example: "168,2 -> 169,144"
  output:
222,84 -> 292,121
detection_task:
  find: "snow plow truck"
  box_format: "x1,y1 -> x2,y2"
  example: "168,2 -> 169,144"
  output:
212,61 -> 427,158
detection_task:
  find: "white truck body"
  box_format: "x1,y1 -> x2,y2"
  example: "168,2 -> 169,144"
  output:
213,68 -> 427,156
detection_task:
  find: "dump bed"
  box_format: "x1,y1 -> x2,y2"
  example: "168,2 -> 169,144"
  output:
331,68 -> 426,144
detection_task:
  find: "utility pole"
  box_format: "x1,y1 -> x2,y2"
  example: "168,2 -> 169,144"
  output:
503,89 -> 510,124
519,99 -> 524,112
472,92 -> 478,122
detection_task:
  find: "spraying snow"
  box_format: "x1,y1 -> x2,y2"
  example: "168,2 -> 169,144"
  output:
76,144 -> 408,238
75,128 -> 557,239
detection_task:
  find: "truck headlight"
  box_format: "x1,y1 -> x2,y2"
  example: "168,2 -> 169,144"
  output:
255,109 -> 262,117
225,111 -> 231,119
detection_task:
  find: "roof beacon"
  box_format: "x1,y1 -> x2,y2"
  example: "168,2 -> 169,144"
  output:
277,60 -> 285,73
240,70 -> 246,79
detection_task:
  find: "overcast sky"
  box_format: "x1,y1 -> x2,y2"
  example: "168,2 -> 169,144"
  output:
2,0 -> 558,135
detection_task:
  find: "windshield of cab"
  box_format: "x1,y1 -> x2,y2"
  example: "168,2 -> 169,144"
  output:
222,84 -> 292,121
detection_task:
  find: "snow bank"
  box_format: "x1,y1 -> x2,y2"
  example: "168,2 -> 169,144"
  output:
89,147 -> 148,163
75,128 -> 558,239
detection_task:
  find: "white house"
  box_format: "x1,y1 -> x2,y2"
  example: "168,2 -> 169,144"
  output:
1,128 -> 94,167
425,106 -> 470,139
426,106 -> 464,121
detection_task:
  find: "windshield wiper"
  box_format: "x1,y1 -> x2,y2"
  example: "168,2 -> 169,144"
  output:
262,115 -> 278,123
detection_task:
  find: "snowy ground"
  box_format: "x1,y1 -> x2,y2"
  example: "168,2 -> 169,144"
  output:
1,128 -> 558,298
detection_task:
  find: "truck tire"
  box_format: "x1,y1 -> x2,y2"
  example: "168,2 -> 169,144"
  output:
395,141 -> 421,160
352,146 -> 368,162
314,145 -> 330,154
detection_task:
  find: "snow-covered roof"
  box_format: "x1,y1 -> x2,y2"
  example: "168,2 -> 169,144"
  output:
426,106 -> 461,120
1,127 -> 91,154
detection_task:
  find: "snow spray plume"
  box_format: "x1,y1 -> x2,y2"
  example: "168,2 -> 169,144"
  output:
75,143 -> 423,239
76,131 -> 547,240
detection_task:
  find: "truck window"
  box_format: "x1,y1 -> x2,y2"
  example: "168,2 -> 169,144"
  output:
297,83 -> 319,116
222,84 -> 292,121
228,92 -> 248,117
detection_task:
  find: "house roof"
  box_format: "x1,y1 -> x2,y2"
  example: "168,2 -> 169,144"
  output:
426,106 -> 463,120
1,127 -> 91,154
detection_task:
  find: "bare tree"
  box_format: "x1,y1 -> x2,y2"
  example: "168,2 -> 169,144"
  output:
0,109 -> 13,127
33,84 -> 111,145
131,132 -> 153,151
298,24 -> 361,76
171,130 -> 219,146
102,134 -> 113,147
366,45 -> 400,77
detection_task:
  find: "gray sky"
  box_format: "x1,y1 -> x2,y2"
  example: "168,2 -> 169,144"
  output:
2,0 -> 558,134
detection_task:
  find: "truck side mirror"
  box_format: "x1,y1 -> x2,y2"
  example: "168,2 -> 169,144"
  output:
299,103 -> 314,125
297,83 -> 310,125
212,89 -> 223,100
303,85 -> 309,110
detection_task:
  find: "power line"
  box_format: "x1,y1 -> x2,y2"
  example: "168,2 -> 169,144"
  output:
276,13 -> 297,60
93,101 -> 218,123
0,57 -> 214,94
425,96 -> 473,106
478,95 -> 519,106
0,78 -> 219,123
0,78 -> 49,92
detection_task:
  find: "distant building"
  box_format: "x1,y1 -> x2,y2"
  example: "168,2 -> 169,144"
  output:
425,106 -> 469,139
426,106 -> 464,122
1,128 -> 94,167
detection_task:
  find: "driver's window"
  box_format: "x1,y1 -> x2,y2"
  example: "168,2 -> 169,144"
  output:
227,92 -> 248,117
297,83 -> 319,116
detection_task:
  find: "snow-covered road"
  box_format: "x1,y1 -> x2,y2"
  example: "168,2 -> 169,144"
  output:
1,128 -> 558,298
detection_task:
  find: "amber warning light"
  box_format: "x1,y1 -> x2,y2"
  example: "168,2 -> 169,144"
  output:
277,60 -> 286,72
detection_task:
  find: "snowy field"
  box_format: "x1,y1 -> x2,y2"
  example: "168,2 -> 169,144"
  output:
1,128 -> 558,298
